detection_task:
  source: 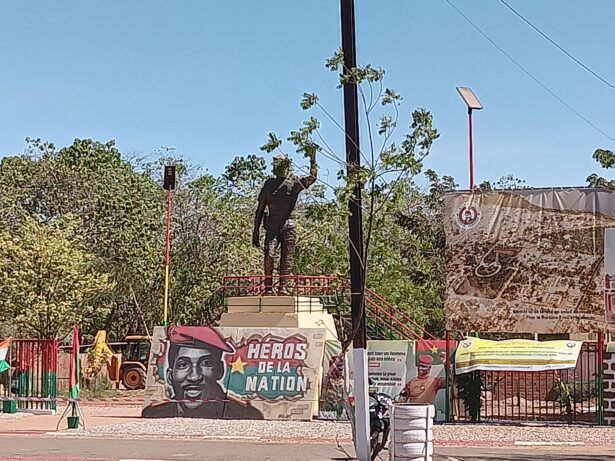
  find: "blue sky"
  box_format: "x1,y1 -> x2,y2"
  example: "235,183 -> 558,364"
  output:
1,1 -> 613,189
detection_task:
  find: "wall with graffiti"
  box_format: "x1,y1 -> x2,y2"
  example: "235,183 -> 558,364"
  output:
142,326 -> 326,420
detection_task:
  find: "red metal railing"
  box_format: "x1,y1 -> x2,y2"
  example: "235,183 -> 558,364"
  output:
221,274 -> 339,297
1,339 -> 58,411
363,287 -> 436,340
221,274 -> 433,341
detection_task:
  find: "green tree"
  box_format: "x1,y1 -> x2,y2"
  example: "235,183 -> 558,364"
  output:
0,138 -> 164,339
167,172 -> 261,326
479,174 -> 527,191
222,154 -> 267,192
0,140 -> 269,338
57,139 -> 164,337
587,148 -> 615,189
260,51 -> 441,335
0,216 -> 110,338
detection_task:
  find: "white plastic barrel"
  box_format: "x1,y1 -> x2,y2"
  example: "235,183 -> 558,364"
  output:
390,403 -> 435,461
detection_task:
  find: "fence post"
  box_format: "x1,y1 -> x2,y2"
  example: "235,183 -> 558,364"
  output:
598,331 -> 604,425
445,330 -> 451,423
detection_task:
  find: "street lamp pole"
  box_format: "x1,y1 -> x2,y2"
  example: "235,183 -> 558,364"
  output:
162,165 -> 176,325
456,87 -> 483,190
468,107 -> 475,189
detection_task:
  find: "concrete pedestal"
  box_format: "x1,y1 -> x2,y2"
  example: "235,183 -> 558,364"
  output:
219,296 -> 338,340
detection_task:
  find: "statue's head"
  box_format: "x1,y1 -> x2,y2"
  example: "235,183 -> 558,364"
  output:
272,154 -> 291,178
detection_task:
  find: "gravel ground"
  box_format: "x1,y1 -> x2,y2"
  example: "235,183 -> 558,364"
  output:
71,418 -> 353,442
65,419 -> 615,446
433,424 -> 615,445
0,412 -> 31,420
81,405 -> 142,414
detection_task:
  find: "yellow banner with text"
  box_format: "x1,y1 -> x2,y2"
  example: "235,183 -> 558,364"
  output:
455,337 -> 582,374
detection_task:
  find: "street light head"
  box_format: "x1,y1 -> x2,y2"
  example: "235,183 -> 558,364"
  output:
456,87 -> 483,111
163,165 -> 176,190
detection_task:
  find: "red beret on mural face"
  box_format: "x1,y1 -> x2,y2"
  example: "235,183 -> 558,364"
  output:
168,326 -> 233,353
418,355 -> 434,365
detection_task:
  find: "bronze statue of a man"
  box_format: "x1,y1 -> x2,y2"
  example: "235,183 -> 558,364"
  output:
252,153 -> 317,295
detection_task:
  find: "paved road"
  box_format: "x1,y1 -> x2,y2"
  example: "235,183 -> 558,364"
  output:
0,436 -> 350,461
434,446 -> 615,461
1,436 -> 615,461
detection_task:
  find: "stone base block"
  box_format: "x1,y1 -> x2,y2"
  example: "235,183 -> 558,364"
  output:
219,311 -> 338,340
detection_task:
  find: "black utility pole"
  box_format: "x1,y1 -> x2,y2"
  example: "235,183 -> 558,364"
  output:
340,1 -> 369,459
341,0 -> 365,352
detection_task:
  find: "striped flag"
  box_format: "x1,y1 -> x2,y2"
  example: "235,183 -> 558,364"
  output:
69,326 -> 80,399
0,339 -> 11,373
415,339 -> 456,366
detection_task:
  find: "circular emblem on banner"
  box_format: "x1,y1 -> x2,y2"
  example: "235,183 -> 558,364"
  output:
566,342 -> 576,348
456,203 -> 481,230
460,340 -> 472,349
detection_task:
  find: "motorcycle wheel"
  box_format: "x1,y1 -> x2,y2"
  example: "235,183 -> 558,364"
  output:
370,430 -> 385,460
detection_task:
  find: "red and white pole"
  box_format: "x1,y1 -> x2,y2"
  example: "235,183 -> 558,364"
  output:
162,165 -> 176,326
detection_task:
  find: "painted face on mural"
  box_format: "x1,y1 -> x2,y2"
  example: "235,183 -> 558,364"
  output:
417,354 -> 434,378
142,326 -> 269,420
417,362 -> 431,378
167,344 -> 224,410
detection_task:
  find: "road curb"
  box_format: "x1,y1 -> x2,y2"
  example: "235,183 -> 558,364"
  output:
434,440 -> 595,448
514,441 -> 586,446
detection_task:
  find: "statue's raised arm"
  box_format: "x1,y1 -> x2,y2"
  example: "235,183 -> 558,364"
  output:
295,151 -> 318,192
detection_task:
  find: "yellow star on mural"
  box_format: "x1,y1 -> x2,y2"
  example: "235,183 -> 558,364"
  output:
231,357 -> 246,374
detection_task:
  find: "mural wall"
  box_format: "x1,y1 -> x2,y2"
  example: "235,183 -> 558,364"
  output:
142,326 -> 326,420
444,189 -> 615,333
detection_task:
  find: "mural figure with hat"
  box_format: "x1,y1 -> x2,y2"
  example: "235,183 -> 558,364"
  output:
253,151 -> 318,295
399,354 -> 445,404
142,327 -> 263,419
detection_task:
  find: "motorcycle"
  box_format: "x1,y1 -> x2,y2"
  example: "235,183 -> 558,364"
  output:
369,388 -> 392,460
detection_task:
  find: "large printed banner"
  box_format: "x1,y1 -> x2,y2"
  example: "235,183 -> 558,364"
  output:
367,340 -> 411,397
445,189 -> 615,333
319,340 -> 453,422
455,337 -> 583,374
142,326 -> 326,420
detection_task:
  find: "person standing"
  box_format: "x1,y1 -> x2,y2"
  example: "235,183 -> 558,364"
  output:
400,355 -> 445,404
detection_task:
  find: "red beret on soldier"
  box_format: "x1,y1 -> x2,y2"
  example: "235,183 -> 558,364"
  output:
418,354 -> 434,365
168,326 -> 233,353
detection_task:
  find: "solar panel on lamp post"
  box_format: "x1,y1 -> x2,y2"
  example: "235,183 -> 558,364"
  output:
456,87 -> 483,190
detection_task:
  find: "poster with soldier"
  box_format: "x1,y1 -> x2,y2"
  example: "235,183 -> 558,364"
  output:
318,340 -> 347,420
319,340 -> 450,421
142,326 -> 326,420
445,189 -> 615,333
